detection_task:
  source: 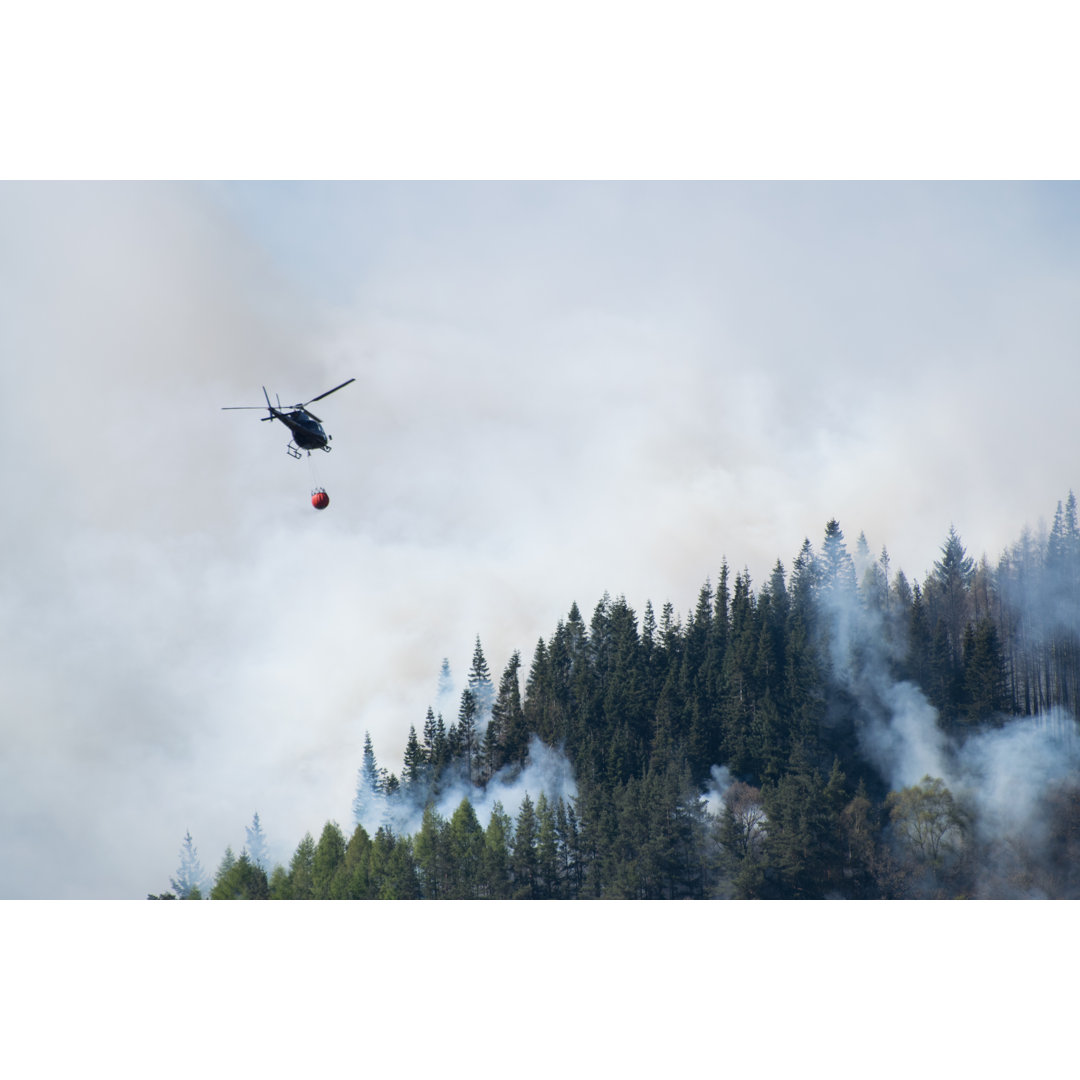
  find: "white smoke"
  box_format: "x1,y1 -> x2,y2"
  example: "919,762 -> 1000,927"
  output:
354,735 -> 578,839
703,764 -> 734,818
814,536 -> 1080,894
956,712 -> 1078,831
862,679 -> 952,792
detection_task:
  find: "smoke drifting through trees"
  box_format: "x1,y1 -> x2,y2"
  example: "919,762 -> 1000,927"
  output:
172,496 -> 1080,900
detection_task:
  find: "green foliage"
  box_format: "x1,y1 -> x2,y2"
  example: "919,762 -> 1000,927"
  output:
447,798 -> 484,898
284,833 -> 316,900
482,802 -> 513,898
885,776 -> 966,868
312,822 -> 347,899
211,851 -> 269,899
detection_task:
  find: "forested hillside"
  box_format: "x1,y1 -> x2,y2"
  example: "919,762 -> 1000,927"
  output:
154,495 -> 1080,899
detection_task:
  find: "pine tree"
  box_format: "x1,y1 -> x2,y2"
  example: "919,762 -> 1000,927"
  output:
170,831 -> 209,899
759,745 -> 845,898
353,731 -> 383,828
642,599 -> 658,652
244,813 -> 270,873
312,821 -> 347,899
339,825 -> 374,899
492,652 -> 527,770
447,799 -> 485,899
402,726 -> 426,793
962,618 -> 1008,722
555,798 -> 583,899
414,804 -> 448,899
285,833 -> 316,900
511,793 -> 539,898
214,846 -> 237,889
211,851 -> 269,900
535,793 -> 560,899
819,520 -> 857,600
456,689 -> 479,784
467,636 -> 495,718
422,707 -> 438,758
931,525 -> 976,671
482,802 -> 513,899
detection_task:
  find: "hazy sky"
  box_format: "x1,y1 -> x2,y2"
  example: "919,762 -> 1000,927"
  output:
3,180 -> 1079,897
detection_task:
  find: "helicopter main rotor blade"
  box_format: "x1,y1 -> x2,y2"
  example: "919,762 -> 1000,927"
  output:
304,377 -> 355,406
222,405 -> 274,410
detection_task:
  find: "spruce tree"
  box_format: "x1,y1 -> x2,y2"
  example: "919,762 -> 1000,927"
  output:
511,794 -> 539,898
353,732 -> 383,827
482,802 -> 513,899
402,725 -> 426,793
414,804 -> 448,899
244,813 -> 270,874
312,821 -> 347,899
820,520 -> 857,600
456,689 -> 479,784
467,636 -> 495,718
170,831 -> 209,899
286,833 -> 316,900
211,851 -> 269,900
535,793 -> 560,899
447,799 -> 484,899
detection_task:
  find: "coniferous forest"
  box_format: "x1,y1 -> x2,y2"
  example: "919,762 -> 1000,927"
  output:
153,496 -> 1080,900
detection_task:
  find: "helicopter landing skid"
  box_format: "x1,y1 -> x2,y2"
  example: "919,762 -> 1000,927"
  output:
286,443 -> 302,459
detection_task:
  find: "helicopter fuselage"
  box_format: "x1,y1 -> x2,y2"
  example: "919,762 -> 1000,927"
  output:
270,407 -> 329,451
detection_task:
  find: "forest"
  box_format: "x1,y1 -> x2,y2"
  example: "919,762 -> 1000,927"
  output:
152,494 -> 1080,899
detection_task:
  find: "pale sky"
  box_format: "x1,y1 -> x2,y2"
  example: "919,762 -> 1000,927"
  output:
3,180 -> 1079,897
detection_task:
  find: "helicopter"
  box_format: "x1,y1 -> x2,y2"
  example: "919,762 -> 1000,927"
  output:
223,378 -> 355,459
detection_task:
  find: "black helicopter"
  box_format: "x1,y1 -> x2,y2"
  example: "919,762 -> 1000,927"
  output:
223,378 -> 355,458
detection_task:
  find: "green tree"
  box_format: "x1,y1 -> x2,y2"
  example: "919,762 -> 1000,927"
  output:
491,651 -> 527,770
402,725 -> 427,794
284,833 -> 316,900
760,748 -> 846,898
963,618 -> 1008,722
456,689 -> 480,784
511,794 -> 539,898
211,851 -> 269,899
819,519 -> 856,600
213,846 -> 237,889
337,824 -> 374,899
885,775 -> 966,869
535,793 -> 560,899
447,798 -> 485,899
414,804 -> 448,899
554,798 -> 583,899
368,828 -> 420,899
482,802 -> 513,899
468,636 -> 495,717
930,526 -> 976,678
268,865 -> 291,899
312,821 -> 347,898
